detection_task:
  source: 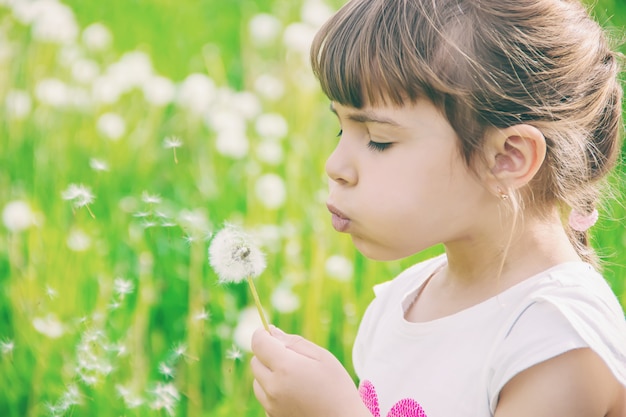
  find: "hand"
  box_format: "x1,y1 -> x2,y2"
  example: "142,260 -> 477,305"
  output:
250,326 -> 371,417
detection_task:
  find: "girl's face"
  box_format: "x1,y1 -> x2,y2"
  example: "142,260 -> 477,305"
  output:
325,100 -> 493,261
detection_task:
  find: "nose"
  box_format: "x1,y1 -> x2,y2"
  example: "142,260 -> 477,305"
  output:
325,137 -> 357,186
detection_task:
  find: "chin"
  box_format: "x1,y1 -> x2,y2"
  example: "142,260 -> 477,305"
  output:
352,237 -> 408,262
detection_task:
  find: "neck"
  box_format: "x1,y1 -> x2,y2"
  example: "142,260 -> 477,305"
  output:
442,209 -> 581,291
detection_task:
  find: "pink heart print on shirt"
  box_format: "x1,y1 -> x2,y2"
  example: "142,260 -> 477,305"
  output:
359,380 -> 428,417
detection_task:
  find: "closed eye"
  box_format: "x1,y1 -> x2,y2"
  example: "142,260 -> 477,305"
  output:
367,141 -> 392,152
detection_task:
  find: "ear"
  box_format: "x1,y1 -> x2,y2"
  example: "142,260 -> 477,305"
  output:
483,124 -> 546,193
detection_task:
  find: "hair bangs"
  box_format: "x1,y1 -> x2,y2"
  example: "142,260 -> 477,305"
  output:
310,0 -> 431,108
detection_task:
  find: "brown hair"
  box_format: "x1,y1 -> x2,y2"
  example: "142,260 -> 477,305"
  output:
310,0 -> 623,265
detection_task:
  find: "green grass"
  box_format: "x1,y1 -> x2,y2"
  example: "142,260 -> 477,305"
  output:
0,1 -> 625,416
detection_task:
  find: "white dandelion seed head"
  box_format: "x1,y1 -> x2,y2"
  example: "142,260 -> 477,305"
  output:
35,78 -> 70,108
163,136 -> 182,149
254,74 -> 285,101
89,158 -> 109,172
91,75 -> 123,104
215,129 -> 249,159
30,1 -> 79,45
71,59 -> 100,84
113,278 -> 134,299
142,75 -> 176,106
141,191 -> 161,205
61,184 -> 95,208
107,51 -> 154,92
271,286 -> 300,314
248,13 -> 282,45
256,140 -> 284,165
176,73 -> 216,115
82,22 -> 112,51
2,200 -> 35,232
32,314 -> 64,338
97,112 -> 126,141
283,22 -> 317,54
45,286 -> 58,299
193,308 -> 210,322
225,345 -> 243,361
67,227 -> 91,251
254,173 -> 286,210
178,209 -> 210,236
1,339 -> 15,355
233,305 -> 266,351
158,362 -> 175,379
116,384 -> 144,409
5,89 -> 32,120
255,113 -> 288,140
301,0 -> 334,27
208,224 -> 266,283
150,382 -> 180,416
325,255 -> 354,282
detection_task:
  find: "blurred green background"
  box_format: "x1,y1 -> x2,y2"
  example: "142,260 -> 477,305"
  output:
0,0 -> 624,416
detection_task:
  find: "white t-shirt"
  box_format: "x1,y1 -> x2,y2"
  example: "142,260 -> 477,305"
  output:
353,255 -> 626,417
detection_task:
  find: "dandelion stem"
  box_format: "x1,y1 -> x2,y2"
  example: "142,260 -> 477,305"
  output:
246,276 -> 269,331
85,205 -> 96,219
173,149 -> 178,164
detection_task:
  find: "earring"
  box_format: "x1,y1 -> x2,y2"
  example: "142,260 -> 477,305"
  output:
497,187 -> 509,201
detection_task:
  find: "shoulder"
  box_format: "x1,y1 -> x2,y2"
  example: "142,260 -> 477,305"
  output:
495,348 -> 626,417
490,262 -> 626,415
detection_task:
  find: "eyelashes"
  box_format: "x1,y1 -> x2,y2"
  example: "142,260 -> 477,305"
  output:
335,129 -> 392,152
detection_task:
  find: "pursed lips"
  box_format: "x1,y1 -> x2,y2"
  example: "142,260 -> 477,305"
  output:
327,203 -> 351,232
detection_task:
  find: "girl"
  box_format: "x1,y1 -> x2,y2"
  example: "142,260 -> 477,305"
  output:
251,0 -> 626,416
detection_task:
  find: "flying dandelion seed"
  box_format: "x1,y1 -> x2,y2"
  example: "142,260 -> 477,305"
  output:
158,362 -> 175,379
0,339 -> 14,355
163,136 -> 182,164
226,345 -> 243,361
61,184 -> 96,218
113,278 -> 134,299
208,224 -> 269,331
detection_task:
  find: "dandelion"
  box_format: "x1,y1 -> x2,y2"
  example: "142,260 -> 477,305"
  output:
96,112 -> 126,141
325,255 -> 354,282
1,339 -> 14,355
193,308 -> 210,322
141,191 -> 162,205
150,382 -> 179,416
163,137 -> 182,164
255,173 -> 287,209
62,184 -> 96,218
113,278 -> 134,299
171,342 -> 187,359
89,158 -> 109,172
226,345 -> 243,361
209,224 -> 269,331
67,228 -> 92,251
2,200 -> 35,232
45,286 -> 58,299
158,362 -> 175,379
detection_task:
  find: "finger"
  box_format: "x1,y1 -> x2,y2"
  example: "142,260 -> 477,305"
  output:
251,326 -> 290,370
253,378 -> 269,409
270,327 -> 324,361
250,355 -> 272,383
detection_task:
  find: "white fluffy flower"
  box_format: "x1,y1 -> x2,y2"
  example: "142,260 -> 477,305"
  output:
32,314 -> 64,338
82,22 -> 112,51
248,13 -> 282,45
3,200 -> 35,232
271,286 -> 300,313
5,90 -> 32,119
255,173 -> 286,209
97,112 -> 126,140
255,113 -> 288,140
176,73 -> 215,115
208,224 -> 266,283
233,305 -> 265,351
325,255 -> 354,282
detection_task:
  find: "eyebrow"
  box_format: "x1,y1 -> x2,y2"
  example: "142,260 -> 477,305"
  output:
329,103 -> 403,128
